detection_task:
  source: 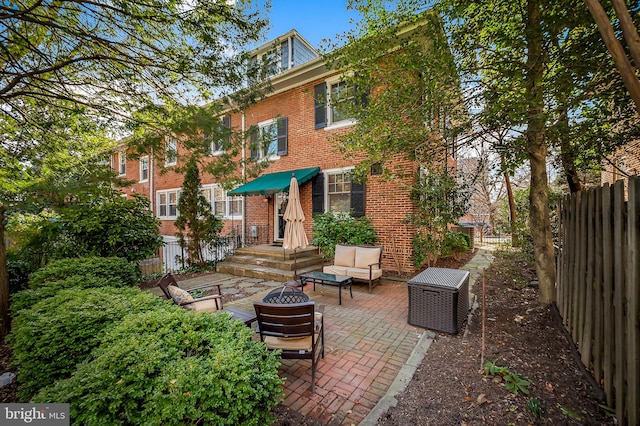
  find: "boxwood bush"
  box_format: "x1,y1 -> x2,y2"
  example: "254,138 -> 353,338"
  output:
9,287 -> 171,400
311,211 -> 378,258
11,274 -> 130,313
34,309 -> 284,426
28,256 -> 140,289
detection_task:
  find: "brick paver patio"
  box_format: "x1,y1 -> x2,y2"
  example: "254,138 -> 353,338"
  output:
224,279 -> 424,425
161,248 -> 495,425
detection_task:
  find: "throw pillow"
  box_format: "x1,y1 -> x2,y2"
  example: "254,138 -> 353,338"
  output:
167,285 -> 195,305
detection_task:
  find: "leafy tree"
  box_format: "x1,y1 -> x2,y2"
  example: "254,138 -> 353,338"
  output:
29,193 -> 163,263
323,3 -> 465,181
406,168 -> 469,268
0,0 -> 270,340
175,157 -> 223,268
436,0 -> 639,303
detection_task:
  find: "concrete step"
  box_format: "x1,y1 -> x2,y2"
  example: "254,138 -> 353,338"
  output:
217,262 -> 322,282
233,245 -> 319,261
224,254 -> 324,271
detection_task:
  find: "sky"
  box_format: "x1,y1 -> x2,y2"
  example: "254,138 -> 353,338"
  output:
263,0 -> 360,51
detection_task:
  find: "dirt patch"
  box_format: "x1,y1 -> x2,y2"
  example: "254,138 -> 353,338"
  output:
376,249 -> 614,426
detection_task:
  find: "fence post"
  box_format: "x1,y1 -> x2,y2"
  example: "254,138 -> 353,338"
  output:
626,176 -> 640,426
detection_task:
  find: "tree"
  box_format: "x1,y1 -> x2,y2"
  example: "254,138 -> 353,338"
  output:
323,3 -> 465,181
0,0 -> 269,145
585,0 -> 640,113
437,0 -> 639,304
0,0 -> 270,340
175,157 -> 223,268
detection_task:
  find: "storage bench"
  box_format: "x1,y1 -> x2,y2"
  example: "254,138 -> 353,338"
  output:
407,267 -> 470,334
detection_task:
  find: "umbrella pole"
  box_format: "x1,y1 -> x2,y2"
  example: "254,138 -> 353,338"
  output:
293,248 -> 298,281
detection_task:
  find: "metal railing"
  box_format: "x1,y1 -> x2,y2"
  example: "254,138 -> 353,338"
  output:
162,234 -> 240,272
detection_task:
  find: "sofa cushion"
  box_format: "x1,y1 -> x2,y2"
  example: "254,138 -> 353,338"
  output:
354,247 -> 381,270
323,265 -> 349,276
167,285 -> 194,305
334,245 -> 356,267
346,267 -> 383,281
264,333 -> 320,352
186,298 -> 219,313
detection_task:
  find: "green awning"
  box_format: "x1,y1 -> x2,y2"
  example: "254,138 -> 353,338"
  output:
228,167 -> 320,196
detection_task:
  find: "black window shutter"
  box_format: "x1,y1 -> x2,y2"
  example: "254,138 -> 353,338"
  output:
249,125 -> 258,159
314,83 -> 327,129
277,117 -> 288,156
312,173 -> 325,215
350,180 -> 365,217
354,84 -> 369,108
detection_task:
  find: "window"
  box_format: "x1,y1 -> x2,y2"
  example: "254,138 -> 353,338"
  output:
117,152 -> 126,175
201,185 -> 243,218
140,156 -> 149,182
157,189 -> 180,218
311,168 -> 365,217
328,171 -> 352,212
206,115 -> 231,155
166,138 -> 177,166
250,117 -> 288,160
314,77 -> 366,130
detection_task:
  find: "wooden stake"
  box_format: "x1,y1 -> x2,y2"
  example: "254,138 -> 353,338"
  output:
481,268 -> 486,369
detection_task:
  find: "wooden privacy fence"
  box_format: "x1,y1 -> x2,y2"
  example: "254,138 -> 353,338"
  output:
557,176 -> 639,426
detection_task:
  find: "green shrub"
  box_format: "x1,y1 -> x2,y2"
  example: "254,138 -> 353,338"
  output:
311,211 -> 377,258
34,309 -> 283,426
441,230 -> 471,259
11,275 -> 129,313
9,287 -> 170,400
28,256 -> 140,289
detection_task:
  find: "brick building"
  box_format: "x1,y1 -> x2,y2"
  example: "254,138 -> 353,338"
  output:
113,29 -> 456,275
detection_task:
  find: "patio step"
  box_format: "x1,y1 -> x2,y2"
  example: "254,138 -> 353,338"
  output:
217,261 -> 323,282
216,244 -> 325,282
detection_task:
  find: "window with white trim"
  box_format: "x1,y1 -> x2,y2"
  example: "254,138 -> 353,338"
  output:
157,189 -> 180,218
327,170 -> 352,212
249,117 -> 288,160
312,167 -> 365,217
139,156 -> 149,182
314,76 -> 362,130
117,152 -> 126,175
201,185 -> 243,218
165,138 -> 177,166
206,115 -> 231,156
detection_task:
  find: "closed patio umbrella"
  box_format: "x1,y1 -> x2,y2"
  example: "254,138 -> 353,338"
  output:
283,173 -> 308,280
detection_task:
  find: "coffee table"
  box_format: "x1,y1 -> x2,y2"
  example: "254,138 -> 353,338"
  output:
220,307 -> 257,327
299,271 -> 353,305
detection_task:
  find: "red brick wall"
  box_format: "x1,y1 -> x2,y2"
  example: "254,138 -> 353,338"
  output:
116,72 -> 442,274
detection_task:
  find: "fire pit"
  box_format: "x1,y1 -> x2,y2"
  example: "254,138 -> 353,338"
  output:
262,285 -> 309,304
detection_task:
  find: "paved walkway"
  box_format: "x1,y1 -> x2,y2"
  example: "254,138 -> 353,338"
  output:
162,247 -> 495,425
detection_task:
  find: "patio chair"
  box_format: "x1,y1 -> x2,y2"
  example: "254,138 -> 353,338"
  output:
253,302 -> 324,393
156,273 -> 223,312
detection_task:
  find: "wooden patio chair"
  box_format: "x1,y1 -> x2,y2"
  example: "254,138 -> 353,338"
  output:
156,273 -> 223,312
253,302 -> 325,393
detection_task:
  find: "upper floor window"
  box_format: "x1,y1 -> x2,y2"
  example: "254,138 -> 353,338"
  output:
117,152 -> 126,176
139,156 -> 149,182
165,138 -> 177,166
250,117 -> 288,160
157,189 -> 180,218
314,77 -> 366,130
206,115 -> 231,156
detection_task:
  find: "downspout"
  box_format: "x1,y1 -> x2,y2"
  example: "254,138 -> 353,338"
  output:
241,111 -> 246,246
149,148 -> 154,213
